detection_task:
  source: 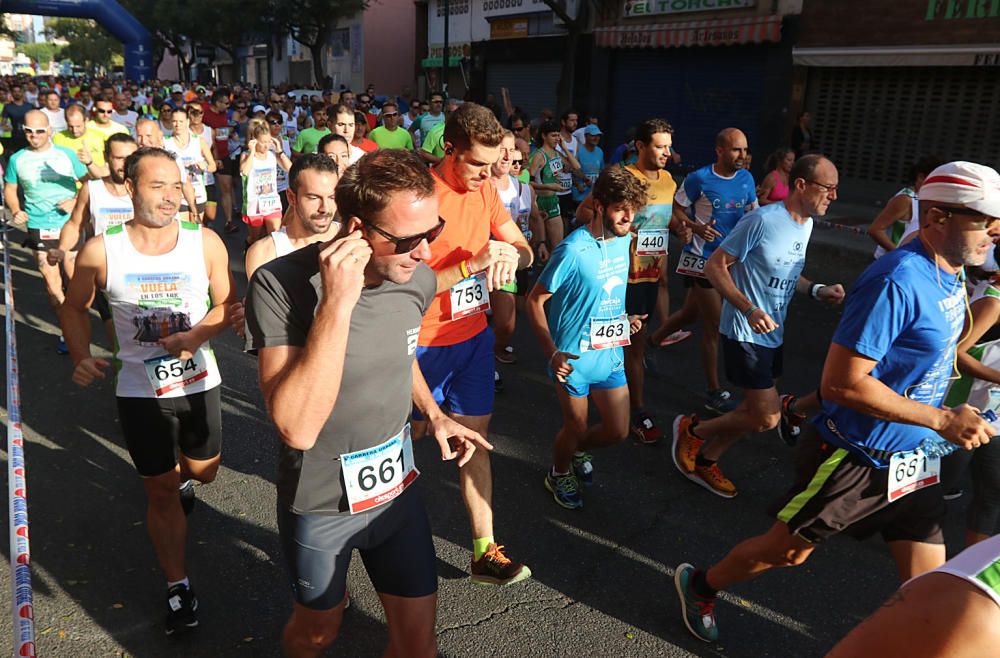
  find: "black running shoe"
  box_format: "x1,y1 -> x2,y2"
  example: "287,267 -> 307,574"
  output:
165,583 -> 199,635
179,480 -> 196,516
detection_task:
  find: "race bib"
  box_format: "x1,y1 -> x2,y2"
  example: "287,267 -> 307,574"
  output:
38,227 -> 61,241
214,127 -> 230,141
143,352 -> 209,397
449,271 -> 490,320
590,314 -> 630,350
887,448 -> 941,502
676,252 -> 707,278
557,172 -> 573,192
341,424 -> 419,514
636,229 -> 668,257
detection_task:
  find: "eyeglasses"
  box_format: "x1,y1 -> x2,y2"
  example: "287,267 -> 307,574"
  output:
934,206 -> 1000,230
512,125 -> 526,131
22,127 -> 46,135
805,179 -> 838,194
363,217 -> 446,254
382,112 -> 399,118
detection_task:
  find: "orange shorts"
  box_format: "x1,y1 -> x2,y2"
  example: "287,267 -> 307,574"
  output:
242,211 -> 282,227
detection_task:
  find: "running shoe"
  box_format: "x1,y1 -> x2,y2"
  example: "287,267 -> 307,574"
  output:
632,411 -> 663,444
470,543 -> 532,586
224,222 -> 240,234
56,336 -> 69,355
165,583 -> 199,635
690,463 -> 737,498
545,471 -> 583,509
672,415 -> 704,475
704,389 -> 736,415
179,480 -> 196,516
572,452 -> 594,486
494,370 -> 504,394
494,346 -> 516,364
657,330 -> 693,347
674,563 -> 719,643
777,394 -> 806,447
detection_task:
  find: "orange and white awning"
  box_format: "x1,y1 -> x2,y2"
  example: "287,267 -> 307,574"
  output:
595,15 -> 781,49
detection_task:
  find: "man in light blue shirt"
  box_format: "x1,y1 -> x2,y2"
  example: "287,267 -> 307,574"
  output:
671,154 -> 845,499
572,124 -> 605,207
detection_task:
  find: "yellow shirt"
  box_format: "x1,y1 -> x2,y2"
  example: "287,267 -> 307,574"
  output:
86,119 -> 129,143
53,129 -> 107,167
624,164 -> 677,284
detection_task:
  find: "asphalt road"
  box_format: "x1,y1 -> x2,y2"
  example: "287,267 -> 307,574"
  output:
0,225 -> 973,657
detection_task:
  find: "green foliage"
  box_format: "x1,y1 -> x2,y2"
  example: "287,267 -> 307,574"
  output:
15,42 -> 59,67
45,18 -> 123,72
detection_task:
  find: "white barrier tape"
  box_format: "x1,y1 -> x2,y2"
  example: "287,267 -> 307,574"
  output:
5,224 -> 35,658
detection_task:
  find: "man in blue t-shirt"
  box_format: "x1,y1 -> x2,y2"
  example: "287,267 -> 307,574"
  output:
672,160 -> 1000,644
671,155 -> 845,499
526,168 -> 647,510
651,128 -> 758,415
571,125 -> 605,208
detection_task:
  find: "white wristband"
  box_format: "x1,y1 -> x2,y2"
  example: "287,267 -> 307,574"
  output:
810,283 -> 825,300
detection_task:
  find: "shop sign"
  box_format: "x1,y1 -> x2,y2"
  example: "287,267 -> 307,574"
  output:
623,0 -> 754,18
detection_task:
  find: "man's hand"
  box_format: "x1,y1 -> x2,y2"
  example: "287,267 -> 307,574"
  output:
319,229 -> 371,311
427,414 -> 494,468
690,219 -> 721,242
536,242 -> 550,263
76,148 -> 92,166
939,404 -> 994,450
57,198 -> 75,214
47,248 -> 65,266
747,308 -> 779,334
12,210 -> 27,225
159,331 -> 201,361
628,314 -> 647,334
551,351 -> 579,383
817,284 -> 846,305
471,239 -> 518,290
671,218 -> 693,244
229,300 -> 246,339
72,357 -> 109,387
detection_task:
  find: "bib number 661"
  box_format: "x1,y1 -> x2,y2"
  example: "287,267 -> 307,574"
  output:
357,451 -> 405,492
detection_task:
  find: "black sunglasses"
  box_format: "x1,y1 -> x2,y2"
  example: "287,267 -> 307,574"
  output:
363,217 -> 446,254
382,112 -> 399,118
267,119 -> 281,125
511,160 -> 524,166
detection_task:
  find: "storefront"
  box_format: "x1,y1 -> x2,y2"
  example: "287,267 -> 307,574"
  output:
794,1 -> 1000,198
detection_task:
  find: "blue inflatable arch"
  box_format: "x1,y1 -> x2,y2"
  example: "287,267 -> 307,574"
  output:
1,0 -> 154,81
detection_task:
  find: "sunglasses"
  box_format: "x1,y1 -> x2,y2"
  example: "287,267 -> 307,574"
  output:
363,217 -> 446,254
382,112 -> 399,118
95,108 -> 113,114
267,119 -> 281,125
512,124 -> 526,131
933,206 -> 1000,230
188,109 -> 203,115
22,127 -> 46,135
511,160 -> 524,166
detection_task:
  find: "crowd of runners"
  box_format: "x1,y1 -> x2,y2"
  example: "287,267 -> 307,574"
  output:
3,74 -> 1000,657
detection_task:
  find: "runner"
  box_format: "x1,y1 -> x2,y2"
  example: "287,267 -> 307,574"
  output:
369,100 -> 414,150
4,109 -> 87,353
61,146 -> 235,635
526,167 -> 647,509
113,91 -> 139,135
869,155 -> 945,259
186,103 -> 218,226
352,110 -> 378,153
132,117 -> 201,220
412,102 -> 533,585
571,124 -> 605,215
318,133 -> 352,174
54,104 -> 110,179
264,110 -> 294,215
203,90 -> 239,233
1,82 -> 32,153
240,119 -> 292,245
650,128 -> 758,415
755,148 -> 793,206
244,148 -> 489,658
671,155 -> 846,498
330,104 -> 366,165
39,89 -> 67,132
556,109 -> 581,222
87,96 -> 130,144
165,106 -> 216,223
673,161 -> 1000,643
410,91 -> 445,149
419,99 -> 462,166
530,119 -> 580,249
49,133 -> 138,341
291,104 -> 330,157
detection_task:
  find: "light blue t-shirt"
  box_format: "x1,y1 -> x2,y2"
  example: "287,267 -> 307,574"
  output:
814,239 -> 967,466
537,225 -> 631,357
4,145 -> 87,229
676,164 -> 757,258
572,145 -> 605,203
719,203 -> 812,348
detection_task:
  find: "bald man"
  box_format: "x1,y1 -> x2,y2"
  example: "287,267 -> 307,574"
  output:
134,117 -> 200,222
3,110 -> 88,352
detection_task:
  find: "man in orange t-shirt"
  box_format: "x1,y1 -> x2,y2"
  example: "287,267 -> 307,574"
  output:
410,103 -> 534,586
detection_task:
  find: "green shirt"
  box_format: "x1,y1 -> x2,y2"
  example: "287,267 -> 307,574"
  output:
369,126 -> 413,150
421,122 -> 445,159
293,127 -> 331,155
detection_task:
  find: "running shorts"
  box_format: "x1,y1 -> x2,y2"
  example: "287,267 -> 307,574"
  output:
537,195 -> 561,221
117,387 -> 223,477
551,349 -> 626,398
769,430 -> 946,545
277,486 -> 437,610
625,281 -> 657,316
682,273 -> 713,289
25,227 -> 84,252
722,336 -> 784,390
243,211 -> 283,228
413,326 -> 495,419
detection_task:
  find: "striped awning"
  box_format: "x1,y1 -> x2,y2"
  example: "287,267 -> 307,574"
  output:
595,15 -> 782,49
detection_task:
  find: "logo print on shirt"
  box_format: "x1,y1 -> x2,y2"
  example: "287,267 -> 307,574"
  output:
602,275 -> 625,296
406,327 -> 420,355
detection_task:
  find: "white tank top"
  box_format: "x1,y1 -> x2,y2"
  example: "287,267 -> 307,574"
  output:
496,176 -> 533,240
275,137 -> 291,193
243,151 -> 282,217
198,125 -> 215,186
103,221 -> 221,398
270,227 -> 294,257
907,533 -> 1000,609
165,134 -> 208,204
87,179 -> 133,236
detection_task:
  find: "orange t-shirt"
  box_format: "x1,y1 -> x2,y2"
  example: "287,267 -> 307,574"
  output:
419,171 -> 513,347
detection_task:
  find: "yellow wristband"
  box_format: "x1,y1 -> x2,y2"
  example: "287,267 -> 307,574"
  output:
459,259 -> 470,279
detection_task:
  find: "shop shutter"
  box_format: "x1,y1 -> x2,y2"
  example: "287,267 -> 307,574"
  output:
485,61 -> 562,120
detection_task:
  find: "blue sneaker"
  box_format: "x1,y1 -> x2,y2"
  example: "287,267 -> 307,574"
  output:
544,471 -> 582,509
704,389 -> 736,415
674,563 -> 719,642
572,452 -> 594,486
56,336 -> 69,355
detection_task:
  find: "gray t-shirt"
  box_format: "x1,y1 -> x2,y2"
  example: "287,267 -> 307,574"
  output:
245,242 -> 436,514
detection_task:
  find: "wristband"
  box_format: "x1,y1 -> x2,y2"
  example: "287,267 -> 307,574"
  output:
548,351 -> 561,365
743,305 -> 758,319
459,259 -> 470,279
810,283 -> 825,300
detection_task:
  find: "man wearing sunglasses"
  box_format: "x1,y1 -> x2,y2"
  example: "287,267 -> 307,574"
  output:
87,98 -> 130,144
674,161 -> 1000,644
245,149 -> 489,658
412,103 -> 534,587
4,110 -> 88,353
369,100 -> 413,150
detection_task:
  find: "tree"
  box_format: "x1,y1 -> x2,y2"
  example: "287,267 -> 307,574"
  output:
275,0 -> 368,85
46,18 -> 123,73
540,0 -> 598,111
16,42 -> 59,68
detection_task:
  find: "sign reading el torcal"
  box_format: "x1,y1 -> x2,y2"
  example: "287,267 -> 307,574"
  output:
925,0 -> 1000,19
623,0 -> 755,18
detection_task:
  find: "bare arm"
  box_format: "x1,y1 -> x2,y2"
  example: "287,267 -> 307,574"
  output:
868,194 -> 912,252
4,182 -> 26,223
756,172 -> 777,206
200,137 -> 217,174
60,237 -> 109,386
526,284 -> 558,361
51,181 -> 91,263
956,297 -> 1000,385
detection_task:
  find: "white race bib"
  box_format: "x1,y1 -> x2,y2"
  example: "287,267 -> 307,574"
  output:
214,127 -> 230,141
676,252 -> 707,278
590,314 -> 630,350
38,227 -> 61,241
143,352 -> 210,397
887,448 -> 941,502
449,271 -> 490,320
636,229 -> 668,257
340,424 -> 419,514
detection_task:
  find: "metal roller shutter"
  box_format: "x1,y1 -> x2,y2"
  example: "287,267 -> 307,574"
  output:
807,67 -> 1000,186
485,61 -> 561,120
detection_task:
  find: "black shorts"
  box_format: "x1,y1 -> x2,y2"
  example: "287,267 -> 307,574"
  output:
279,189 -> 289,213
682,273 -> 713,289
625,281 -> 658,316
24,227 -> 84,252
205,184 -> 217,205
218,157 -> 239,178
117,387 -> 223,477
179,201 -> 207,215
769,431 -> 946,545
93,291 -> 112,322
722,335 -> 784,390
277,486 -> 437,610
